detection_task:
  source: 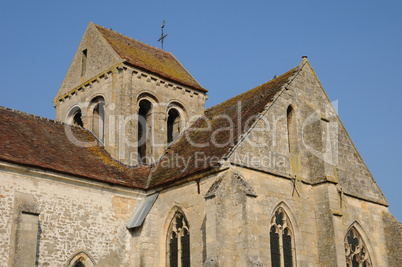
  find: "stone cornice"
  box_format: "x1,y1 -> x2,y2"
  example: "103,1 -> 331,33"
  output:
124,64 -> 208,100
53,62 -> 124,105
54,62 -> 208,105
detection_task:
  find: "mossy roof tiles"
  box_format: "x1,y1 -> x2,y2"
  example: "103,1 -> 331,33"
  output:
148,67 -> 298,187
0,66 -> 297,190
95,24 -> 206,92
0,109 -> 149,188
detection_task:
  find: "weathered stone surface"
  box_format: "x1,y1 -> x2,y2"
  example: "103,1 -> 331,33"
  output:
1,23 -> 400,267
383,211 -> 402,267
0,163 -> 144,266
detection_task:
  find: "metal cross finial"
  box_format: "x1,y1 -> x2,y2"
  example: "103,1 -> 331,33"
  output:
157,20 -> 168,50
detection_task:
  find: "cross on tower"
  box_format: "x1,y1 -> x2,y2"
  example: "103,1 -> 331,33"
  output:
157,20 -> 168,50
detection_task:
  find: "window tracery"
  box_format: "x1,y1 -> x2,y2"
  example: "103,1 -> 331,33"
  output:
345,227 -> 372,267
167,211 -> 190,267
270,208 -> 295,267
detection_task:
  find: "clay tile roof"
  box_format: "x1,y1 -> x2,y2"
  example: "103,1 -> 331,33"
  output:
147,67 -> 298,188
0,108 -> 149,189
0,66 -> 297,190
94,24 -> 206,92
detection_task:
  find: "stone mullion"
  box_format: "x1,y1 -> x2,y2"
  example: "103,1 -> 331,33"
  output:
177,228 -> 182,267
279,227 -> 285,267
292,232 -> 296,267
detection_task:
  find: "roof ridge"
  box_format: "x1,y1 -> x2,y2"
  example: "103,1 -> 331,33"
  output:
205,67 -> 297,113
93,24 -> 172,56
221,65 -> 303,161
93,23 -> 206,92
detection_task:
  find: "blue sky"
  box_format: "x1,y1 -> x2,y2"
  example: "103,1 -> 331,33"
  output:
0,1 -> 401,221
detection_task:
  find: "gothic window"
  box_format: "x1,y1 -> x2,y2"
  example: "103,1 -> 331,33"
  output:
67,251 -> 95,267
167,211 -> 190,267
73,262 -> 85,267
91,97 -> 105,142
138,99 -> 152,163
167,108 -> 180,143
345,227 -> 372,267
270,208 -> 295,267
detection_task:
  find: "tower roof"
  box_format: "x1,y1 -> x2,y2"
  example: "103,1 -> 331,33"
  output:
94,24 -> 206,92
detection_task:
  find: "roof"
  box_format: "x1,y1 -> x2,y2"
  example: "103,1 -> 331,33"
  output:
94,24 -> 206,92
0,108 -> 149,188
0,66 -> 297,189
147,67 -> 298,187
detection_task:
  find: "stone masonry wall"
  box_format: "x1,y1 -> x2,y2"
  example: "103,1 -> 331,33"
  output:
55,64 -> 207,166
383,211 -> 402,267
56,22 -> 122,100
230,59 -> 386,206
0,163 -> 144,267
341,194 -> 391,266
230,165 -> 320,266
128,172 -> 217,266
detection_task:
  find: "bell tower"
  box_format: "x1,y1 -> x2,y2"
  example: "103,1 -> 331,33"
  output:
53,22 -> 208,165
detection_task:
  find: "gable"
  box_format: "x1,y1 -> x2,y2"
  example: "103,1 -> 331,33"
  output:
204,170 -> 257,199
228,59 -> 387,205
54,22 -> 123,102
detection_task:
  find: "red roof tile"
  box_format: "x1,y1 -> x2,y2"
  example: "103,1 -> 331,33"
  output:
0,108 -> 149,188
147,67 -> 298,187
95,24 -> 206,92
0,66 -> 297,190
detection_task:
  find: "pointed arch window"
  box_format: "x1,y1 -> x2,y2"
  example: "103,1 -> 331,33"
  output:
270,208 -> 296,267
167,211 -> 190,267
138,99 -> 152,163
66,251 -> 95,267
167,108 -> 180,143
345,227 -> 372,267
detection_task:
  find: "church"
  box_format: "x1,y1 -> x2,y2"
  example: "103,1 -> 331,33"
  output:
0,22 -> 400,266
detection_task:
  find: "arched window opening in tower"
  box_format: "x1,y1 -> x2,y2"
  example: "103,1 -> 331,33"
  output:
138,100 -> 152,163
91,97 -> 105,143
167,108 -> 180,143
73,111 -> 83,127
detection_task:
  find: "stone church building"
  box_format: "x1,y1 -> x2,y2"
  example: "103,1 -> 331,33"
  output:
0,22 -> 400,266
